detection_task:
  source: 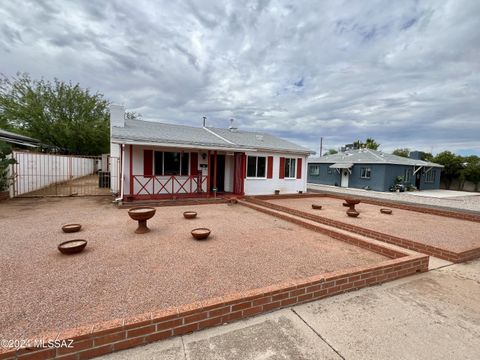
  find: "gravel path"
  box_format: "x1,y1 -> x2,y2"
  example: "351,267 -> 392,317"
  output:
268,197 -> 480,253
308,184 -> 480,213
0,197 -> 387,340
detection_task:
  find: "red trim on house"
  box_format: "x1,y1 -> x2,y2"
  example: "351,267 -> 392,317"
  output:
267,156 -> 273,179
279,157 -> 285,179
190,152 -> 199,176
213,151 -> 218,191
243,153 -> 247,179
129,145 -> 133,195
207,150 -> 211,195
296,158 -> 302,179
144,150 -> 153,176
233,152 -> 245,195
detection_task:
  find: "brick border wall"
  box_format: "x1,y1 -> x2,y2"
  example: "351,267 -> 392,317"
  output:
1,255 -> 427,360
253,193 -> 480,222
0,199 -> 429,360
247,195 -> 480,263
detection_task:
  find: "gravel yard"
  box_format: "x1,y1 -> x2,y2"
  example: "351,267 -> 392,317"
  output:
267,196 -> 480,253
308,184 -> 480,213
0,197 -> 387,340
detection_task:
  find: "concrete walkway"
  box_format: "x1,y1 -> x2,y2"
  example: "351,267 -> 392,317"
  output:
98,259 -> 480,360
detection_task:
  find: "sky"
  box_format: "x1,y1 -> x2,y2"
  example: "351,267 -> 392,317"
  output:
1,0 -> 479,156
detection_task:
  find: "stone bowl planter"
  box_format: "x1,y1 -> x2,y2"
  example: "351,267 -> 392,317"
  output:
346,209 -> 359,218
58,239 -> 87,255
128,207 -> 156,234
191,228 -> 211,240
183,211 -> 197,219
311,204 -> 322,210
345,198 -> 361,207
380,208 -> 393,215
61,224 -> 82,233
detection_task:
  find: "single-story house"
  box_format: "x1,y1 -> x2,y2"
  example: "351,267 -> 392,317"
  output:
307,149 -> 443,192
109,105 -> 314,200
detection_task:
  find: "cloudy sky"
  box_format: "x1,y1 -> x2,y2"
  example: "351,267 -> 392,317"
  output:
1,0 -> 479,155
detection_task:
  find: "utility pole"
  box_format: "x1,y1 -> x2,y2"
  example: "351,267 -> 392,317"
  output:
319,137 -> 323,157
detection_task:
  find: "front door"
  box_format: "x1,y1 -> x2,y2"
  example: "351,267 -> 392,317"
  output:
210,154 -> 225,192
341,170 -> 349,187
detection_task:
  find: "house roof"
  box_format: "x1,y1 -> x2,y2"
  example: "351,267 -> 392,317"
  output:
308,149 -> 443,167
0,129 -> 41,148
112,119 -> 313,155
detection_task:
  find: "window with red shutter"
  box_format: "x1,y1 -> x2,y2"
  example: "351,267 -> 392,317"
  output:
267,156 -> 273,178
297,158 -> 302,179
144,150 -> 153,176
279,157 -> 285,179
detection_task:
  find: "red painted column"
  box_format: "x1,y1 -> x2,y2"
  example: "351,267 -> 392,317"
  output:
207,150 -> 211,196
213,151 -> 217,192
129,145 -> 133,196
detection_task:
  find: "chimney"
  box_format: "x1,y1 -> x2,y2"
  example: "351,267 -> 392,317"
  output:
228,118 -> 238,132
203,116 -> 207,127
110,104 -> 125,128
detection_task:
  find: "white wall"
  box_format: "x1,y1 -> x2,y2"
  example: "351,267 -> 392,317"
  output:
12,151 -> 96,196
224,154 -> 234,192
243,152 -> 307,195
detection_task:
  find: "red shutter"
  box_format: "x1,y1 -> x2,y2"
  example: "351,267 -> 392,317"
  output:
296,158 -> 302,179
144,150 -> 153,176
267,156 -> 273,179
279,157 -> 285,179
243,154 -> 247,178
190,152 -> 199,175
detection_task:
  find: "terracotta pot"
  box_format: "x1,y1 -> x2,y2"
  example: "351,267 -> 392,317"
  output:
311,204 -> 322,210
346,209 -> 359,218
58,239 -> 87,255
183,211 -> 197,219
380,208 -> 393,215
191,228 -> 211,240
128,207 -> 156,234
62,224 -> 82,233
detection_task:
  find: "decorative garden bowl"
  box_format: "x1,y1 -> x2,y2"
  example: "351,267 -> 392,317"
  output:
128,207 -> 156,234
58,239 -> 87,255
345,198 -> 361,207
380,208 -> 393,215
62,224 -> 82,233
311,204 -> 322,210
346,209 -> 360,218
183,211 -> 197,219
191,228 -> 211,240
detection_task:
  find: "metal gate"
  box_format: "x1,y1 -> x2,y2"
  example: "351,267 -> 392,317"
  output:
11,151 -> 120,197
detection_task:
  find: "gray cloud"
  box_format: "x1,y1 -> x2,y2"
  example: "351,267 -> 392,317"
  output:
1,0 -> 479,155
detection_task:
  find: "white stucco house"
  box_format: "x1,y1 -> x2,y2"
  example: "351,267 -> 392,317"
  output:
109,105 -> 314,200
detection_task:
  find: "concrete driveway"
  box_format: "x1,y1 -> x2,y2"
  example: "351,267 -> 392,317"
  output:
98,259 -> 480,360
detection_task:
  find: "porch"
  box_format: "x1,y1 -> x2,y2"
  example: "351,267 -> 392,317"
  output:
122,144 -> 246,201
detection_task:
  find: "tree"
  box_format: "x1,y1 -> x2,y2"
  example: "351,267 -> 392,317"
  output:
352,138 -> 380,150
463,155 -> 480,191
326,148 -> 338,155
0,73 -> 110,155
432,151 -> 464,189
0,141 -> 17,192
392,148 -> 410,158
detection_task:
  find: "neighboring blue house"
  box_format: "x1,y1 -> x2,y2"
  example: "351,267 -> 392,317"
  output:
307,149 -> 443,192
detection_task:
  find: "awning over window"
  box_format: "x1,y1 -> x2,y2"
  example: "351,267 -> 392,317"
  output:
329,163 -> 353,169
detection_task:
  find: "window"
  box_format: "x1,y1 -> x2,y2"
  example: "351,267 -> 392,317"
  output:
284,158 -> 296,178
404,168 -> 413,182
247,156 -> 266,178
309,165 -> 320,176
360,167 -> 371,179
154,151 -> 190,176
425,169 -> 435,183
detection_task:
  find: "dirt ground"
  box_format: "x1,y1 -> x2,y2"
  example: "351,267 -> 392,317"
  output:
266,196 -> 480,253
0,197 -> 387,340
